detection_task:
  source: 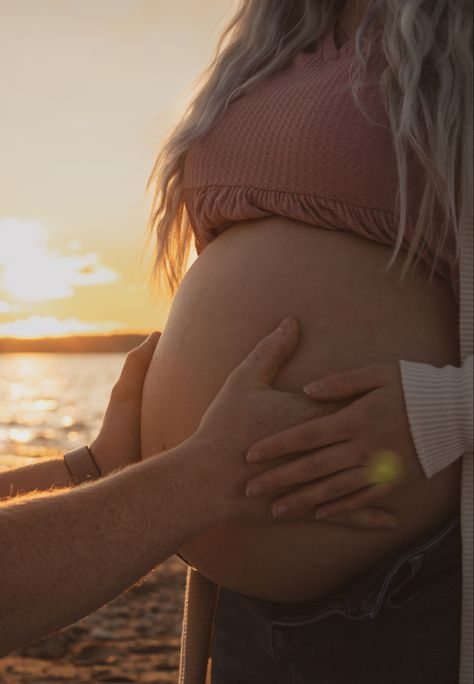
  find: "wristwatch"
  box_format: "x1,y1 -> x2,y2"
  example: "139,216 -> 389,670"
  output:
63,445 -> 102,485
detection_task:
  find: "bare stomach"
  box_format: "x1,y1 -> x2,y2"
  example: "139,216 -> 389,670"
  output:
141,217 -> 461,602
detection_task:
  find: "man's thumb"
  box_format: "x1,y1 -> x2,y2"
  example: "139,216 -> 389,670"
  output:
237,318 -> 299,386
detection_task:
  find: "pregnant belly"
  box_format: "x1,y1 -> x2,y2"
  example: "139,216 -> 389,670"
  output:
141,217 -> 461,602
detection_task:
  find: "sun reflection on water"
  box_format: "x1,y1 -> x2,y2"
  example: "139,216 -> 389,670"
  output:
0,353 -> 125,469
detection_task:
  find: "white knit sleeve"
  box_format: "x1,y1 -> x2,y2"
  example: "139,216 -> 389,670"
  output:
399,355 -> 473,478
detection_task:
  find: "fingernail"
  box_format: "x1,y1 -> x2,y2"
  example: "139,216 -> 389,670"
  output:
279,318 -> 296,333
303,381 -> 322,395
246,483 -> 263,498
247,449 -> 263,463
273,504 -> 289,518
315,510 -> 328,520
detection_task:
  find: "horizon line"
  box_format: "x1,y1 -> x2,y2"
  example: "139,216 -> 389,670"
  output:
0,330 -> 153,342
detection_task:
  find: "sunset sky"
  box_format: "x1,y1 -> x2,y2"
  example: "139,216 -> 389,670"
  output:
0,0 -> 237,338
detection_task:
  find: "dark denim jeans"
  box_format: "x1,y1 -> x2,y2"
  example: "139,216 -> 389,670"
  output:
211,518 -> 461,684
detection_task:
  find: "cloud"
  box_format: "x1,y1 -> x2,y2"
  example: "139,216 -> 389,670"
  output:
0,217 -> 119,303
0,300 -> 13,314
0,316 -> 122,339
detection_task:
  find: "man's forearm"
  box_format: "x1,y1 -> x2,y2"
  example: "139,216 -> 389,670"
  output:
0,445 -> 135,501
0,438 -> 214,655
0,458 -> 74,500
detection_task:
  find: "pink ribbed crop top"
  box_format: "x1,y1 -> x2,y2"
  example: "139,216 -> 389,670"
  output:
183,21 -> 458,296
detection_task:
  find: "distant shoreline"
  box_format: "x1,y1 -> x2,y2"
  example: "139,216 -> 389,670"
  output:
0,334 -> 150,354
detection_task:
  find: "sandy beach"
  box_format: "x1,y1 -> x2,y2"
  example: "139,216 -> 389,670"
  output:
0,557 -> 187,684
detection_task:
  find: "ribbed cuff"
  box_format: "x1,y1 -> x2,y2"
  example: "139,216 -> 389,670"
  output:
399,356 -> 473,478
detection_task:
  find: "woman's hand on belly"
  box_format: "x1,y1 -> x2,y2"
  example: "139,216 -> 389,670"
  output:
245,362 -> 425,521
90,332 -> 161,475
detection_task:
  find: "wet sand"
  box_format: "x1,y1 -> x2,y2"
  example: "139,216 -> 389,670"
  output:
0,557 -> 187,684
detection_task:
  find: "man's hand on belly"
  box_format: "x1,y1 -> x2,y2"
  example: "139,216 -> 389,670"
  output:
245,363 -> 424,525
189,317 -> 318,522
185,319 -> 400,530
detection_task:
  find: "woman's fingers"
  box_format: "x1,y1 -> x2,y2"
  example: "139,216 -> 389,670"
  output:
323,507 -> 398,531
303,364 -> 393,401
312,481 -> 394,520
283,505 -> 398,531
113,332 -> 161,401
124,331 -> 161,376
268,468 -> 379,518
247,409 -> 353,463
246,445 -> 352,497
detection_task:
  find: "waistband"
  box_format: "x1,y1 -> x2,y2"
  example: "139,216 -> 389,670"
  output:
237,516 -> 461,626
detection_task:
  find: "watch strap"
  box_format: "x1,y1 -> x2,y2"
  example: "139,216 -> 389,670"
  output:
64,445 -> 101,484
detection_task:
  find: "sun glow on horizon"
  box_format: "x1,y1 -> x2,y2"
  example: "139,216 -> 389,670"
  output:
0,315 -> 125,339
0,214 -> 171,339
0,217 -> 130,338
0,218 -> 119,304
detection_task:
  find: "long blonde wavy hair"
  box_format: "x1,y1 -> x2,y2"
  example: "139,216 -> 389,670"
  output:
147,0 -> 473,294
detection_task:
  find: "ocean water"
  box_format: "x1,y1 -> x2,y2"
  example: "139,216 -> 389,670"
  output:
0,353 -> 126,470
